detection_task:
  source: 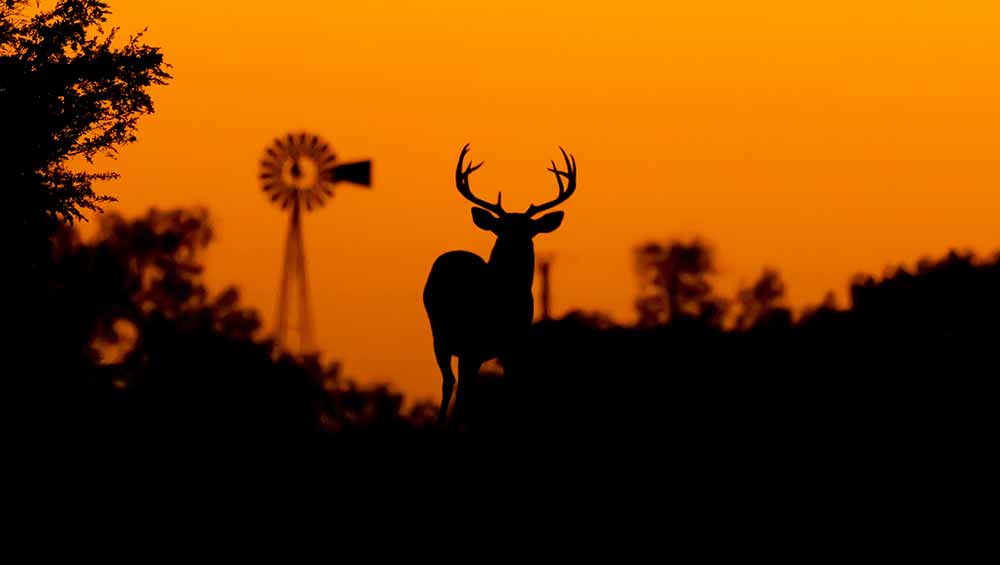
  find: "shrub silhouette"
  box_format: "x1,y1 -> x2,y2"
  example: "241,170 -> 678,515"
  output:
16,209 -> 433,443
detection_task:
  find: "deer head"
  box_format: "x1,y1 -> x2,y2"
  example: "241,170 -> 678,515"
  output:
455,144 -> 577,288
457,143 -> 576,253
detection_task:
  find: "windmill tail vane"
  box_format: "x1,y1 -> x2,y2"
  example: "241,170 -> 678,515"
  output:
259,131 -> 372,356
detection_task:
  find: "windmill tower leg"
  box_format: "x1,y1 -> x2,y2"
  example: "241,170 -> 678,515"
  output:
292,201 -> 316,354
276,198 -> 316,356
275,202 -> 295,351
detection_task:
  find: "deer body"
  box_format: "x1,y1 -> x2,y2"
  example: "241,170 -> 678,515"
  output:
424,145 -> 577,426
424,248 -> 534,362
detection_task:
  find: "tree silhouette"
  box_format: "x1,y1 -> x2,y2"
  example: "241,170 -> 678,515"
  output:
47,208 -> 226,357
6,1 -> 173,427
11,208 -> 435,441
1,0 -> 170,246
734,268 -> 789,331
634,239 -> 727,327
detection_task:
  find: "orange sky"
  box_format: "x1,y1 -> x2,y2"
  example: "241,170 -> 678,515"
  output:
86,1 -> 1000,401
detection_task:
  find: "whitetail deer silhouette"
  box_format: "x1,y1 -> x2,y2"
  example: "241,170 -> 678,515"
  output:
423,144 -> 577,425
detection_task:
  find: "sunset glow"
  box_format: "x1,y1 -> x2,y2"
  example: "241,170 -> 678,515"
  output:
91,1 -> 1000,400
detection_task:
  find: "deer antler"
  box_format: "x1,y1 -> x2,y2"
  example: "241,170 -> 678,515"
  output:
525,146 -> 577,217
456,144 -> 505,216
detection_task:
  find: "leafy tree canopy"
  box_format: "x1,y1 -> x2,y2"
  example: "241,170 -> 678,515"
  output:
1,0 -> 170,228
634,239 -> 727,327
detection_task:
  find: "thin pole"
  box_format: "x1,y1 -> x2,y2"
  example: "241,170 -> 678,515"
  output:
539,258 -> 552,321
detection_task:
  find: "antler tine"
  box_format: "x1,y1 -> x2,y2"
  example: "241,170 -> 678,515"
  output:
455,144 -> 505,216
526,146 -> 577,217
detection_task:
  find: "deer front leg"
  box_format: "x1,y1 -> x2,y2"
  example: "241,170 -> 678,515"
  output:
435,343 -> 455,427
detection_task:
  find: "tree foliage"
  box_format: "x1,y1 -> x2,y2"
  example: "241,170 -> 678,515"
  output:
734,268 -> 788,331
634,239 -> 727,327
29,208 -> 435,440
1,0 -> 170,230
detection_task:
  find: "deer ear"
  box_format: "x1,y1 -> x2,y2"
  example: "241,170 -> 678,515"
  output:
533,211 -> 564,234
471,207 -> 499,232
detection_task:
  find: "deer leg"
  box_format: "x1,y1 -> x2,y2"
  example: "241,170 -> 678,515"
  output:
435,343 -> 455,427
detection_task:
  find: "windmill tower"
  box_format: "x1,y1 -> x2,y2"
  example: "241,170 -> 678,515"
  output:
259,132 -> 371,356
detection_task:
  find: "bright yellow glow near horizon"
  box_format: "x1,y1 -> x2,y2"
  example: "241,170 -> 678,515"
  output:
81,1 -> 1000,401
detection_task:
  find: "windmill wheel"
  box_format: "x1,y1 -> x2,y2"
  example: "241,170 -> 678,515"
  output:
259,132 -> 337,211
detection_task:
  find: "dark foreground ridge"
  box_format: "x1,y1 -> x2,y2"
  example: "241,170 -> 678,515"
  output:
11,207 -> 997,456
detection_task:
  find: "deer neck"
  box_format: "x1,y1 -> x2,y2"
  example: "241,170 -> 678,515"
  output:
487,237 -> 535,295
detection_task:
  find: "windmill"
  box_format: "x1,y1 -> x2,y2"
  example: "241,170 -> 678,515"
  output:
259,132 -> 371,356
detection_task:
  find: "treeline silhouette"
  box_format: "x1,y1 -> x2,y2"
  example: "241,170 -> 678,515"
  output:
20,209 -> 996,446
474,243 -> 998,450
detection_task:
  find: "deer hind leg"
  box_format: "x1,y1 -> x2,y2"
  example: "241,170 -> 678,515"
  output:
434,342 -> 455,426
